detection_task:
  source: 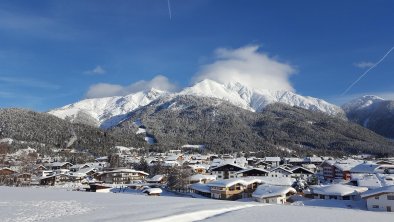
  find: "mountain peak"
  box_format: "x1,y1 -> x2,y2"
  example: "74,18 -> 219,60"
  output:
342,95 -> 385,113
49,78 -> 344,128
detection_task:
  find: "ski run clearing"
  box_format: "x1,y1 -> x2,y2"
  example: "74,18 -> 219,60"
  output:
1,187 -> 393,222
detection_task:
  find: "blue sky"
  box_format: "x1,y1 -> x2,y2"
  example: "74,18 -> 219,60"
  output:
0,0 -> 393,111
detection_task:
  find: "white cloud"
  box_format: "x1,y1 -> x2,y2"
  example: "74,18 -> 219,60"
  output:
84,65 -> 106,75
353,61 -> 375,69
85,75 -> 177,98
85,83 -> 123,98
193,45 -> 296,91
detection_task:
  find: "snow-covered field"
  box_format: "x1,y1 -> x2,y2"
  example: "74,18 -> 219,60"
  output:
0,187 -> 393,222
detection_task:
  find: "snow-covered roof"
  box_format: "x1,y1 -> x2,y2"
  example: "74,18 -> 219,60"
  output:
188,164 -> 209,170
50,162 -> 73,167
350,162 -> 380,174
290,166 -> 314,174
269,166 -> 293,174
76,167 -> 97,175
236,168 -> 269,174
361,185 -> 394,199
355,174 -> 382,189
264,157 -> 281,162
286,158 -> 305,163
105,169 -> 149,175
190,183 -> 211,193
302,164 -> 317,169
309,184 -> 368,196
181,144 -> 205,149
252,185 -> 296,199
165,155 -> 181,161
307,157 -> 323,162
189,174 -> 217,182
256,177 -> 295,186
143,188 -> 162,194
146,175 -> 164,182
210,163 -> 244,171
206,178 -> 263,188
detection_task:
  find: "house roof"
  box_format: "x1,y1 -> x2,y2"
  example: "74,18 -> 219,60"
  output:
146,175 -> 164,182
290,166 -> 314,174
309,184 -> 368,196
269,166 -> 293,174
206,178 -> 263,188
236,168 -> 269,174
355,174 -> 382,189
0,167 -> 18,173
104,169 -> 149,175
307,157 -> 323,162
264,157 -> 281,162
49,162 -> 73,167
190,183 -> 211,193
350,162 -> 380,174
165,155 -> 181,161
361,185 -> 394,199
143,188 -> 162,194
252,185 -> 296,199
189,174 -> 217,181
210,163 -> 244,172
285,158 -> 305,163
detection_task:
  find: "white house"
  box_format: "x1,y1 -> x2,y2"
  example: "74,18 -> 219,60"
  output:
268,166 -> 293,178
189,174 -> 217,184
264,157 -> 281,168
252,185 -> 296,204
361,185 -> 394,212
210,163 -> 244,180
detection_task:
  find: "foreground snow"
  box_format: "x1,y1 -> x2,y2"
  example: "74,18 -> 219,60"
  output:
0,187 -> 393,222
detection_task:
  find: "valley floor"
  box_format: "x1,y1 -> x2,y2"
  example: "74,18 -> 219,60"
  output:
0,187 -> 393,222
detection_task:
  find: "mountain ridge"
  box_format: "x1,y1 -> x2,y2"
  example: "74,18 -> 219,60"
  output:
49,79 -> 345,128
342,96 -> 394,138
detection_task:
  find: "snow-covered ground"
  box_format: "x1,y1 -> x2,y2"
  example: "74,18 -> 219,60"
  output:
0,187 -> 393,222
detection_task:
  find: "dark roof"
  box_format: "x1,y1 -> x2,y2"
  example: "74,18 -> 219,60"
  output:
211,163 -> 244,172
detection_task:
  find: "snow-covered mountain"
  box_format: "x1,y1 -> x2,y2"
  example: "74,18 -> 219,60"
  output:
342,95 -> 394,138
49,79 -> 344,128
342,95 -> 385,113
49,89 -> 167,128
179,79 -> 344,116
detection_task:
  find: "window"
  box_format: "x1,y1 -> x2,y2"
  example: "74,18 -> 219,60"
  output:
372,205 -> 379,209
374,196 -> 379,200
387,195 -> 394,200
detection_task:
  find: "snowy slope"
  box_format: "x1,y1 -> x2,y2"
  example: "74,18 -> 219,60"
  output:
342,95 -> 394,138
1,187 -> 393,222
49,89 -> 167,128
342,95 -> 385,113
180,79 -> 344,116
49,79 -> 344,128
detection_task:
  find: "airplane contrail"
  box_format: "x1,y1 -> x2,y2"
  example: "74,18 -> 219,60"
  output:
167,0 -> 172,20
342,46 -> 394,95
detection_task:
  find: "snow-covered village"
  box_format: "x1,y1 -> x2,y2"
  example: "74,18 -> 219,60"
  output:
2,0 -> 394,221
1,144 -> 394,221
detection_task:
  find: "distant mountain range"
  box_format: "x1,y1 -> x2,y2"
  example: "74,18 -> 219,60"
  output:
49,79 -> 345,129
1,79 -> 393,157
342,95 -> 394,138
111,95 -> 394,156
